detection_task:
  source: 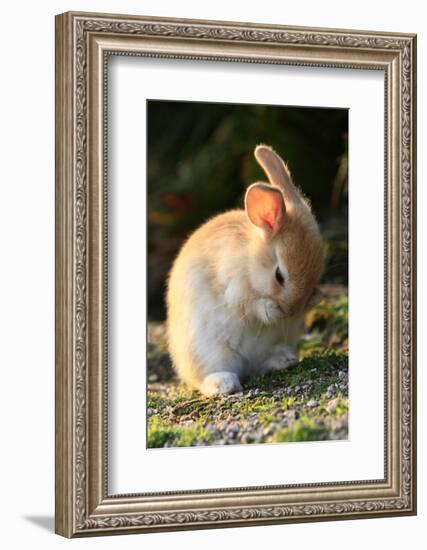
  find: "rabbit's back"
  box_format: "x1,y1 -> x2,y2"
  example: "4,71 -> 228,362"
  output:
166,210 -> 251,386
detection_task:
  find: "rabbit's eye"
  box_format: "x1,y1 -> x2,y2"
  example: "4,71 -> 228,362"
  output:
275,266 -> 285,286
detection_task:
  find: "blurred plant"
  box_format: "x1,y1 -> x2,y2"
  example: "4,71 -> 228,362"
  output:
147,100 -> 348,319
300,292 -> 349,356
330,132 -> 348,211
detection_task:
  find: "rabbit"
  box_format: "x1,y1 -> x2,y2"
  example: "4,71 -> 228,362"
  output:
166,145 -> 324,396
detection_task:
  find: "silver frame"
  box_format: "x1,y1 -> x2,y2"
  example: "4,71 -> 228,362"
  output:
55,11 -> 417,537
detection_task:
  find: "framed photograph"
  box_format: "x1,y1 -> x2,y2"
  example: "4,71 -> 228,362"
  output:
55,11 -> 417,537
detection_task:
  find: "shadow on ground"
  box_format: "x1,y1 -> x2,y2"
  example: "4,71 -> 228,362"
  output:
23,516 -> 54,533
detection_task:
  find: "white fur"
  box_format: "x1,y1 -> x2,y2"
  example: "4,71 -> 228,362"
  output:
261,344 -> 299,373
168,263 -> 304,395
200,372 -> 242,397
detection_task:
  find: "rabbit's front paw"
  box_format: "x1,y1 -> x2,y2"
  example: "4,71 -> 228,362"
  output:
255,298 -> 285,324
263,345 -> 298,372
199,372 -> 242,397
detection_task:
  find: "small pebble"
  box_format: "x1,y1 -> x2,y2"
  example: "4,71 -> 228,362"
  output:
326,400 -> 337,413
228,395 -> 241,402
228,425 -> 240,436
147,319 -> 349,448
285,410 -> 297,421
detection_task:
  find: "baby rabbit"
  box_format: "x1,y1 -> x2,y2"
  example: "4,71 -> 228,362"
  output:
166,145 -> 323,396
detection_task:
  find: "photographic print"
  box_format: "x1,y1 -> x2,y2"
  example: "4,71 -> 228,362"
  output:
147,100 -> 349,448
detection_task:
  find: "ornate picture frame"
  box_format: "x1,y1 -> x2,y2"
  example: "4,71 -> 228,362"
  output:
55,11 -> 417,537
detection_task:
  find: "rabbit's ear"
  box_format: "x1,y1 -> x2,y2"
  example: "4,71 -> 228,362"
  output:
245,183 -> 285,236
254,145 -> 301,206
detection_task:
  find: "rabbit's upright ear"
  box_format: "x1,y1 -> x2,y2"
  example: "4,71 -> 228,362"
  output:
254,145 -> 302,206
245,183 -> 285,237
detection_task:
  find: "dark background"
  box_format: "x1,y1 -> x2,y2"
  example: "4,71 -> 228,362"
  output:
147,100 -> 348,320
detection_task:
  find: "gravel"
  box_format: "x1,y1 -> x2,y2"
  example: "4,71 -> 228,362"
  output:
147,301 -> 349,448
148,371 -> 349,447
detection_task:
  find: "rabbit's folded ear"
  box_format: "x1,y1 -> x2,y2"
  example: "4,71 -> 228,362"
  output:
245,183 -> 285,237
254,145 -> 302,206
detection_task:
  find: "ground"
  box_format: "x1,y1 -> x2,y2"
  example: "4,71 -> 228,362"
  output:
147,286 -> 348,448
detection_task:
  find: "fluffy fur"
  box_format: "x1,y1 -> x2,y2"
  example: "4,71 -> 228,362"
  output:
166,145 -> 324,396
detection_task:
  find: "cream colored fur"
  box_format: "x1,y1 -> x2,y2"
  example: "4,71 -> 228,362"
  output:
166,145 -> 323,396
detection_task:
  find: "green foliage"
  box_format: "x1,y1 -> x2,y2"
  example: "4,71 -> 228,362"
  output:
148,101 -> 348,224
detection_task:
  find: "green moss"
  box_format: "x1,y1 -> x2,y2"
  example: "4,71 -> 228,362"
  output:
175,423 -> 213,447
230,396 -> 275,417
147,393 -> 169,411
246,351 -> 348,397
147,417 -> 181,447
273,418 -> 331,443
147,416 -> 213,448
